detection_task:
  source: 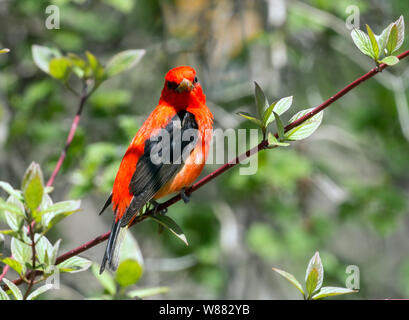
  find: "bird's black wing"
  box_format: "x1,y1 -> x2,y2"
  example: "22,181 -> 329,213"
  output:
120,110 -> 198,227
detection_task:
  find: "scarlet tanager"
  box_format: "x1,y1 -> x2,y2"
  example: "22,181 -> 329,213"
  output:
99,66 -> 213,273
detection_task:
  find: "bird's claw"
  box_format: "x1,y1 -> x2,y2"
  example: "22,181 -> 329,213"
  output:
180,188 -> 190,204
150,199 -> 167,216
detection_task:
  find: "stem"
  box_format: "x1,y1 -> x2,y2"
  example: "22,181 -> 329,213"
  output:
46,84 -> 89,187
22,224 -> 36,300
1,82 -> 91,287
0,261 -> 11,283
6,48 -> 409,289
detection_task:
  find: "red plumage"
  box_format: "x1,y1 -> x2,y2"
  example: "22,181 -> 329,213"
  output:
99,66 -> 213,273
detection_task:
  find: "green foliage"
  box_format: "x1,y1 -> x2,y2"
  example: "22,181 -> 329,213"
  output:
272,252 -> 357,299
285,108 -> 323,141
351,16 -> 404,66
89,232 -> 167,300
1,0 -> 408,301
115,259 -> 143,287
237,82 -> 323,146
32,45 -> 145,94
2,278 -> 23,300
0,162 -> 90,300
105,50 -> 145,79
150,214 -> 189,246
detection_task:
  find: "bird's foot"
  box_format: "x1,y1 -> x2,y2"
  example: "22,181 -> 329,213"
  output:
180,188 -> 190,204
150,199 -> 167,216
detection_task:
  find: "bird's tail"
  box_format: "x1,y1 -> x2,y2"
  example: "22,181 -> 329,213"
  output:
100,218 -> 128,274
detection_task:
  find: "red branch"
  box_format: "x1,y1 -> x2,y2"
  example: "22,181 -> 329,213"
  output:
8,48 -> 409,288
46,90 -> 89,187
0,86 -> 89,285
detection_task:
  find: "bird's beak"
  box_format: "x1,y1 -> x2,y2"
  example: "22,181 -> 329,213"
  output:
176,78 -> 194,93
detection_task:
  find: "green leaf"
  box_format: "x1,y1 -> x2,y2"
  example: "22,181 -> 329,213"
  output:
237,112 -> 263,128
44,186 -> 54,194
105,49 -> 145,78
254,82 -> 269,119
386,24 -> 398,55
39,193 -> 53,212
86,51 -> 99,71
26,284 -> 53,300
35,234 -> 54,266
262,101 -> 277,127
32,45 -> 62,74
41,200 -> 81,230
67,53 -> 86,78
91,264 -> 117,295
22,162 -> 44,213
0,229 -> 16,235
263,96 -> 293,127
0,233 -> 3,252
305,251 -> 324,298
0,286 -> 10,300
351,29 -> 375,58
272,267 -> 305,297
274,96 -> 293,116
2,278 -> 23,300
4,196 -> 25,231
380,56 -> 399,66
0,197 -> 25,218
49,57 -> 72,81
267,132 -> 290,147
0,181 -> 23,201
285,108 -> 323,141
23,175 -> 44,214
305,268 -> 319,299
11,238 -> 32,265
274,111 -> 285,140
312,286 -> 357,300
395,15 -> 405,53
58,256 -> 92,273
127,287 -> 169,299
119,232 -> 144,266
366,24 -> 379,59
115,259 -> 143,288
50,239 -> 61,266
150,215 -> 189,246
377,23 -> 393,55
0,257 -> 23,275
85,51 -> 105,83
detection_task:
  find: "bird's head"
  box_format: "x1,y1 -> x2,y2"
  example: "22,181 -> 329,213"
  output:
160,66 -> 205,107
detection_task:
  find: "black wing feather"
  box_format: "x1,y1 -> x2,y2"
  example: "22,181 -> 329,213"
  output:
98,193 -> 112,216
120,110 -> 198,227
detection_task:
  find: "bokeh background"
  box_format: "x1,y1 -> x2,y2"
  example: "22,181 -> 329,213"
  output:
1,0 -> 409,299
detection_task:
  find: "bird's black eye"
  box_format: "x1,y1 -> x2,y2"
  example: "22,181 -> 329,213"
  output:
167,81 -> 178,90
194,76 -> 198,83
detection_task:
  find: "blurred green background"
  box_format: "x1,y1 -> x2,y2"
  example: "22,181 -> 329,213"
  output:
1,0 -> 409,299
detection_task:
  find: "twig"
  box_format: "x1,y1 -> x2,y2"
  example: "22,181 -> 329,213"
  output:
7,48 -> 409,288
46,83 -> 89,187
0,82 -> 90,287
0,262 -> 11,283
22,224 -> 36,300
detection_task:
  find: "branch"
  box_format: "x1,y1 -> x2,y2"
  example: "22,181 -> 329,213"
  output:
46,84 -> 89,187
9,48 -> 409,288
0,83 -> 90,285
0,258 -> 11,282
22,225 -> 36,300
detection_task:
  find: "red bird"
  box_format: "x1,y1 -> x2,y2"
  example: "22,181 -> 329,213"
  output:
99,66 -> 213,273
